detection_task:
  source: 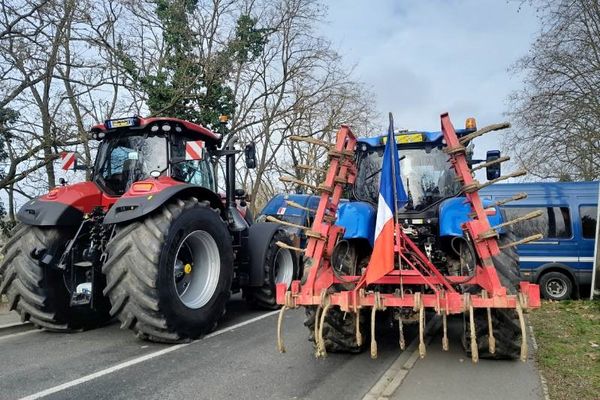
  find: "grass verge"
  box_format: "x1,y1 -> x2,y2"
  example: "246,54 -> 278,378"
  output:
529,300 -> 600,400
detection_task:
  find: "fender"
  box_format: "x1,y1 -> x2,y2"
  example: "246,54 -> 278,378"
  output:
247,222 -> 282,287
438,197 -> 504,237
17,181 -> 108,226
337,201 -> 376,246
103,177 -> 224,224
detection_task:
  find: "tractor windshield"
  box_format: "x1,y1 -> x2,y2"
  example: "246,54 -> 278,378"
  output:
355,146 -> 461,211
95,134 -> 167,195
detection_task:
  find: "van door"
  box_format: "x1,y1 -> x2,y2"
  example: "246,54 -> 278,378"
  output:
504,205 -> 578,284
578,205 -> 597,287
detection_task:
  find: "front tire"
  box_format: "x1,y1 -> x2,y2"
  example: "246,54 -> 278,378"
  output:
539,271 -> 572,301
244,230 -> 299,309
103,198 -> 233,343
0,224 -> 107,331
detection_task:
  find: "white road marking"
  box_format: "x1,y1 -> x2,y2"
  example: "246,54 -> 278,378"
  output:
19,311 -> 279,400
0,329 -> 38,341
362,316 -> 441,400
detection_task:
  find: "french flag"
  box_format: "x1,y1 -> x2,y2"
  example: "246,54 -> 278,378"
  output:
365,115 -> 408,284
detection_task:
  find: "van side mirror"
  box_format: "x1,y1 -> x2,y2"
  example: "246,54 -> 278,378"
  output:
245,143 -> 256,169
486,150 -> 501,180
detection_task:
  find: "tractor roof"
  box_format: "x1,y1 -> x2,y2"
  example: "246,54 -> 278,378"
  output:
90,116 -> 222,143
357,127 -> 475,148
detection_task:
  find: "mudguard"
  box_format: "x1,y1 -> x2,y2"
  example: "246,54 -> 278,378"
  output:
247,222 -> 281,287
17,199 -> 84,226
17,181 -> 106,226
337,201 -> 376,246
438,197 -> 504,237
103,179 -> 223,224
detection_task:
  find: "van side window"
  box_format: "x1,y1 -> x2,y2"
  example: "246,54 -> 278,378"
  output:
504,206 -> 572,239
580,206 -> 597,239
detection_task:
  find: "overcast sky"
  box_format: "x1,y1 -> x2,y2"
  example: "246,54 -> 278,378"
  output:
319,0 -> 540,161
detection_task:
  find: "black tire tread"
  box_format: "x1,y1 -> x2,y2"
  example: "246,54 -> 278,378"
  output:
102,197 -> 227,343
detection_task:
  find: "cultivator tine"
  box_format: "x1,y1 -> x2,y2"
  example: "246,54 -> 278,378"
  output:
471,156 -> 510,172
398,317 -> 405,350
285,200 -> 316,213
289,135 -> 333,148
442,312 -> 449,351
516,294 -> 528,362
491,192 -> 528,207
499,233 -> 543,249
315,292 -> 330,358
265,216 -> 310,230
296,164 -> 328,174
483,291 -> 496,355
468,297 -> 479,363
276,241 -> 305,253
355,309 -> 363,347
474,169 -> 527,191
279,176 -> 320,192
492,210 -> 543,230
415,292 -> 426,358
277,306 -> 289,353
370,292 -> 385,359
458,122 -> 510,144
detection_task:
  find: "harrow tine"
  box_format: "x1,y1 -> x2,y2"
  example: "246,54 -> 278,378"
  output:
491,192 -> 528,207
399,316 -> 406,350
276,241 -> 305,253
499,233 -> 543,249
459,122 -> 511,144
289,135 -> 333,148
442,312 -> 449,351
285,200 -> 316,213
277,306 -> 289,353
296,164 -> 328,174
516,294 -> 528,362
355,309 -> 363,347
265,216 -> 309,230
370,292 -> 385,359
467,294 -> 479,363
483,291 -> 496,355
471,156 -> 510,172
475,169 -> 527,191
279,176 -> 320,192
492,210 -> 543,230
415,293 -> 427,358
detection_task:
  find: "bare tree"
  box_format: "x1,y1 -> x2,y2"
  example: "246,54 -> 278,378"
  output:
506,0 -> 600,181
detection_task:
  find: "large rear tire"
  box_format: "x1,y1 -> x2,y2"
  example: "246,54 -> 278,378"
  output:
103,197 -> 233,343
244,230 -> 299,310
462,231 -> 522,359
0,224 -> 109,331
302,258 -> 367,353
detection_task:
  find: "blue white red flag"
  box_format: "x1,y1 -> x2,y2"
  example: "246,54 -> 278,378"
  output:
365,117 -> 408,284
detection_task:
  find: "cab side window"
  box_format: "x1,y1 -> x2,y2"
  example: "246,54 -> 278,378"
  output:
580,206 -> 597,239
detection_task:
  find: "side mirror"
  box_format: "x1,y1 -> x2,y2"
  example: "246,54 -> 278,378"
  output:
486,150 -> 501,180
245,143 -> 256,169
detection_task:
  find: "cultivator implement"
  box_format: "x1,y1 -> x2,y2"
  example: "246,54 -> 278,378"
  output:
274,113 -> 542,362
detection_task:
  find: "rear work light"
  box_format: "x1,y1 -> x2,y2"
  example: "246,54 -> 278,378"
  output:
465,117 -> 477,130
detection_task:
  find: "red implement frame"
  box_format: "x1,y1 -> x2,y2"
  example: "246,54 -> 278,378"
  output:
276,114 -> 540,317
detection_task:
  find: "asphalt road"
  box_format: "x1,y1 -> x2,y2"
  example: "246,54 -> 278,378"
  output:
0,295 -> 416,400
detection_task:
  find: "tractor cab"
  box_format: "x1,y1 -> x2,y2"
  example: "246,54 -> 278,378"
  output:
89,117 -> 222,196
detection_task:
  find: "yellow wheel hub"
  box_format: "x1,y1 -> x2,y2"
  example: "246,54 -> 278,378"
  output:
184,263 -> 192,274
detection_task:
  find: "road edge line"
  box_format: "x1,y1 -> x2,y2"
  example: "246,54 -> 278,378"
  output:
528,323 -> 551,400
18,310 -> 279,400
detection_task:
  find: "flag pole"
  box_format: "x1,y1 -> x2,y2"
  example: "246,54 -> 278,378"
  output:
388,113 -> 403,296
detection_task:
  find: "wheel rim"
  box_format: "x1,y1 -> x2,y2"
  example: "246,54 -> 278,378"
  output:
546,278 -> 567,298
274,248 -> 294,288
173,230 -> 220,309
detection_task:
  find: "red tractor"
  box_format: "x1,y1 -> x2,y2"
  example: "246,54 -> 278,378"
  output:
0,116 -> 299,342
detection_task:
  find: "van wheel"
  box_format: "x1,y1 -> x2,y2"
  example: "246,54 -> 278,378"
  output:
539,271 -> 572,301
